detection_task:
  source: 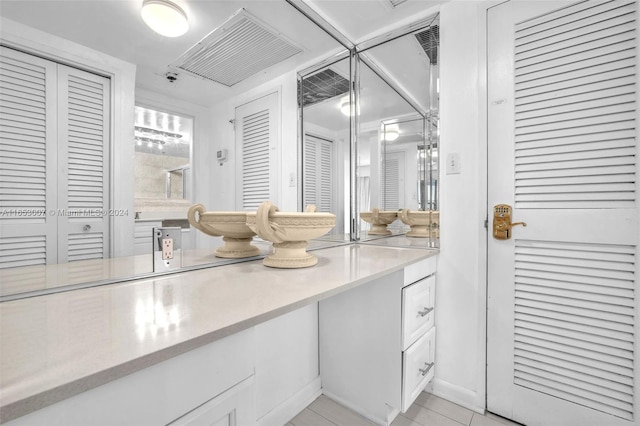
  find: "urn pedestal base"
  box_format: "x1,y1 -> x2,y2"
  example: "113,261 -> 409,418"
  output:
215,237 -> 261,258
263,241 -> 317,268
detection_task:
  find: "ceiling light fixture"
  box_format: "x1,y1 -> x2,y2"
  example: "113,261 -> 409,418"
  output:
339,95 -> 360,117
141,0 -> 189,38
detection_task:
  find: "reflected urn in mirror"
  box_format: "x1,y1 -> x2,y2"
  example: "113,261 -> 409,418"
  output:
187,204 -> 260,258
359,208 -> 398,235
399,209 -> 429,238
246,202 -> 336,268
399,209 -> 439,239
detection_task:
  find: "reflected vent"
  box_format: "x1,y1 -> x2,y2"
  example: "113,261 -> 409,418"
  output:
171,9 -> 303,87
299,69 -> 350,107
415,25 -> 439,65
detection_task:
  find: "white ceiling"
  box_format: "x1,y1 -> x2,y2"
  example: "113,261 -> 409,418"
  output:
0,0 -> 445,108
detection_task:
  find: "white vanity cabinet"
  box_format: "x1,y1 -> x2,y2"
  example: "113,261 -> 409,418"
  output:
5,329 -> 256,426
319,255 -> 437,426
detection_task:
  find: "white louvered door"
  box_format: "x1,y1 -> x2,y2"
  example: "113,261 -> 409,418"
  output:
57,65 -> 110,263
380,152 -> 403,211
0,47 -> 57,268
303,133 -> 334,212
0,47 -> 110,267
235,92 -> 279,210
487,1 -> 638,425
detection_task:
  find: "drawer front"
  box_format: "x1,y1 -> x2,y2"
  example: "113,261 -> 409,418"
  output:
404,255 -> 437,287
402,327 -> 436,412
402,275 -> 435,350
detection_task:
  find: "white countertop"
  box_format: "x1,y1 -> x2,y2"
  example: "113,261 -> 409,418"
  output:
0,244 -> 437,423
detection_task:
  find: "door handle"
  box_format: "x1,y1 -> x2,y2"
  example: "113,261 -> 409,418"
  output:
493,204 -> 526,240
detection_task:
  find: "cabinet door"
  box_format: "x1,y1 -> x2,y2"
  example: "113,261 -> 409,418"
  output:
169,376 -> 255,426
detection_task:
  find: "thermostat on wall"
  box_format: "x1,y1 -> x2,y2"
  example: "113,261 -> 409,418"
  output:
217,149 -> 228,163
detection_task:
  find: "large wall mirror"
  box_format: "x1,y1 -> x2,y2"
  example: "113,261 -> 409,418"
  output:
299,14 -> 440,247
298,53 -> 351,240
0,1 -> 439,300
0,0 -> 344,300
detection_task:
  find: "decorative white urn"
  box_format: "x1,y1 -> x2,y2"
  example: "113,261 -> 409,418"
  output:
399,209 -> 430,238
187,204 -> 260,258
359,208 -> 398,235
246,201 -> 336,268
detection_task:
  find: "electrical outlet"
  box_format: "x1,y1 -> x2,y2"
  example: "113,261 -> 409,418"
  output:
153,227 -> 182,272
162,238 -> 174,260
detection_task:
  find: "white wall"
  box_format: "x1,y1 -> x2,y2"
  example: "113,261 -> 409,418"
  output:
432,1 -> 488,413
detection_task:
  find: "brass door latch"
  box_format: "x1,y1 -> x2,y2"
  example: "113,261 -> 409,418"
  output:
493,204 -> 526,240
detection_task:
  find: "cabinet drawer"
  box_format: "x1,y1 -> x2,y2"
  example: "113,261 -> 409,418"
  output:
402,275 -> 435,350
402,327 -> 435,412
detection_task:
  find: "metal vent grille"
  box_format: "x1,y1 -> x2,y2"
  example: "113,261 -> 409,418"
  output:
299,68 -> 350,107
415,25 -> 439,65
172,9 -> 303,87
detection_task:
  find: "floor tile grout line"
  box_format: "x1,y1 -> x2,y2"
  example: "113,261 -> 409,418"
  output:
409,399 -> 472,426
305,405 -> 340,426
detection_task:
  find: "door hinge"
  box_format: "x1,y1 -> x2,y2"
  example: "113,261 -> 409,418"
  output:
484,218 -> 489,229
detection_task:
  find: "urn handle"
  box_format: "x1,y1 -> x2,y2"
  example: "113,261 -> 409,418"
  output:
188,204 -> 221,236
256,201 -> 286,244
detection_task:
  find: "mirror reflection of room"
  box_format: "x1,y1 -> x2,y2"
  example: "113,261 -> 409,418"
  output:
134,106 -> 192,212
298,55 -> 351,236
0,0 -> 440,299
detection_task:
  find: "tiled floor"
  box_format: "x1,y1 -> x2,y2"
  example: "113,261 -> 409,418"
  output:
287,392 -> 522,426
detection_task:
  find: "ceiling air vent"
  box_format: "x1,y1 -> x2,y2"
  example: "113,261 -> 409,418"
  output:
415,25 -> 439,65
171,9 -> 303,87
299,68 -> 350,107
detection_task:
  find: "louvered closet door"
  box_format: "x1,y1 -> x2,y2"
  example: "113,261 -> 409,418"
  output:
0,47 -> 57,268
380,151 -> 403,211
56,65 -> 110,263
487,1 -> 638,425
303,134 -> 334,212
235,92 -> 278,210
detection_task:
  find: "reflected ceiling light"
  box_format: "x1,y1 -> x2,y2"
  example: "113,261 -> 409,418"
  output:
340,97 -> 351,116
141,0 -> 189,38
384,130 -> 399,142
339,95 -> 360,116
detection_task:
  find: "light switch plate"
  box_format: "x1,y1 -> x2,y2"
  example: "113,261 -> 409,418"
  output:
153,227 -> 182,272
446,152 -> 461,175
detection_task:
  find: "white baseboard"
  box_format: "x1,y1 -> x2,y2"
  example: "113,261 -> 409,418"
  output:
256,377 -> 322,426
427,378 -> 485,414
321,389 -> 390,426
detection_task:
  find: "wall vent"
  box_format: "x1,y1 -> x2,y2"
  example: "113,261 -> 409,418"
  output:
299,68 -> 350,107
415,25 -> 439,65
171,9 -> 303,87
